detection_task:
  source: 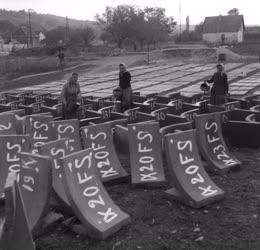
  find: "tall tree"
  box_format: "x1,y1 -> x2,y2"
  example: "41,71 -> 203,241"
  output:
78,27 -> 96,46
97,5 -> 176,48
194,22 -> 203,37
45,26 -> 95,48
96,5 -> 136,48
45,26 -> 66,47
228,8 -> 239,15
141,7 -> 176,46
100,30 -> 113,45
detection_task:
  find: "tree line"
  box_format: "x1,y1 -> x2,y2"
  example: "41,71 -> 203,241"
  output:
1,6 -> 243,53
1,4 -> 211,54
96,5 -> 177,49
44,5 -> 177,51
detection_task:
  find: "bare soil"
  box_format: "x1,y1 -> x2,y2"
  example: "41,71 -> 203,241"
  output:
35,147 -> 260,250
0,54 -> 146,92
0,52 -> 259,250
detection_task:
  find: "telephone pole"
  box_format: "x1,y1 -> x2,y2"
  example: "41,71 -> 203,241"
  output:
65,16 -> 70,43
179,2 -> 182,39
28,9 -> 34,48
186,16 -> 190,33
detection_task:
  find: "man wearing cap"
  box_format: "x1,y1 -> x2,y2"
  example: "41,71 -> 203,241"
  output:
204,63 -> 229,105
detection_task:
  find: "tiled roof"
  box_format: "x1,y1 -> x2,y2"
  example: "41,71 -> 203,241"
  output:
203,15 -> 245,33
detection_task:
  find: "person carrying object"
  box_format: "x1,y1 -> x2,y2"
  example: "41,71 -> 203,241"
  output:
203,63 -> 229,105
118,63 -> 133,112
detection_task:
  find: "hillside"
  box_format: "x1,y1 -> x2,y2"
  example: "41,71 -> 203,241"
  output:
0,9 -> 96,32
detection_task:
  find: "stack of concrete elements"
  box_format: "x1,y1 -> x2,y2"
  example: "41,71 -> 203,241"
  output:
2,87 -> 260,248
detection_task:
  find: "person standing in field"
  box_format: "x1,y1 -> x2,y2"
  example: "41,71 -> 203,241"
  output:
204,63 -> 229,105
57,50 -> 65,71
61,72 -> 82,119
118,63 -> 133,112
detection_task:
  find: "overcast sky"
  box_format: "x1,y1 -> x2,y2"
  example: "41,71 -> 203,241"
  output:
1,0 -> 259,25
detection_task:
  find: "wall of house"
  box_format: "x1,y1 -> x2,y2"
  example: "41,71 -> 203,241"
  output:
237,25 -> 244,43
203,32 -> 243,44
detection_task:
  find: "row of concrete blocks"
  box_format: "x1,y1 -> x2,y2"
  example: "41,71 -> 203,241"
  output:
1,94 -> 260,248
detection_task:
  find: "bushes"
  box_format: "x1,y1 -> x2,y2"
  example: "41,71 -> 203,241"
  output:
230,43 -> 260,56
0,55 -> 58,77
11,46 -> 57,57
175,31 -> 202,43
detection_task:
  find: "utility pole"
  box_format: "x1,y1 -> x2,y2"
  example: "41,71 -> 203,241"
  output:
186,16 -> 190,33
65,16 -> 70,43
179,1 -> 182,40
28,9 -> 34,48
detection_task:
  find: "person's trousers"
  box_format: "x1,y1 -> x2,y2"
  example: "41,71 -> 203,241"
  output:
210,94 -> 228,105
62,103 -> 79,119
121,87 -> 133,112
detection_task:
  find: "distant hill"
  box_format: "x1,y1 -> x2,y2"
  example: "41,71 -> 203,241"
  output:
0,9 -> 97,32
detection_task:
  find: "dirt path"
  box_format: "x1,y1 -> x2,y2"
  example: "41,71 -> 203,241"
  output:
63,54 -> 146,79
216,47 -> 258,62
34,147 -> 260,250
0,54 -> 146,92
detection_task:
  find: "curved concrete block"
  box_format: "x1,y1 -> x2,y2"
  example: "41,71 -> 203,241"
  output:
24,115 -> 54,154
160,122 -> 193,152
114,125 -> 129,156
98,106 -> 113,120
181,108 -> 200,122
19,152 -> 52,231
164,130 -> 224,208
195,113 -> 241,173
0,173 -> 35,250
128,122 -> 165,185
250,105 -> 260,112
51,119 -> 81,153
223,101 -> 241,111
124,107 -> 140,123
0,113 -> 16,135
81,122 -> 128,182
38,139 -> 71,210
0,135 -> 30,197
60,149 -> 130,239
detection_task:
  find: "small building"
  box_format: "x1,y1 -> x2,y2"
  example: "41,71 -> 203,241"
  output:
8,38 -> 19,45
203,15 -> 245,44
26,31 -> 46,48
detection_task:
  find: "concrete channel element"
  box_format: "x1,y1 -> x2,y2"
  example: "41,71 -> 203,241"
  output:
164,130 -> 225,208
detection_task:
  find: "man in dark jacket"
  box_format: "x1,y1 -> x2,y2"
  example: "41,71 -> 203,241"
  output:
118,63 -> 133,112
61,72 -> 81,119
205,63 -> 229,105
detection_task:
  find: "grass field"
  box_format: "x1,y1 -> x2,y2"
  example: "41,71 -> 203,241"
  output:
229,42 -> 260,57
0,56 -> 58,77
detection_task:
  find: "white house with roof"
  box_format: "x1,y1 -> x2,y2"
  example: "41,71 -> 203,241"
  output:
202,15 -> 245,44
